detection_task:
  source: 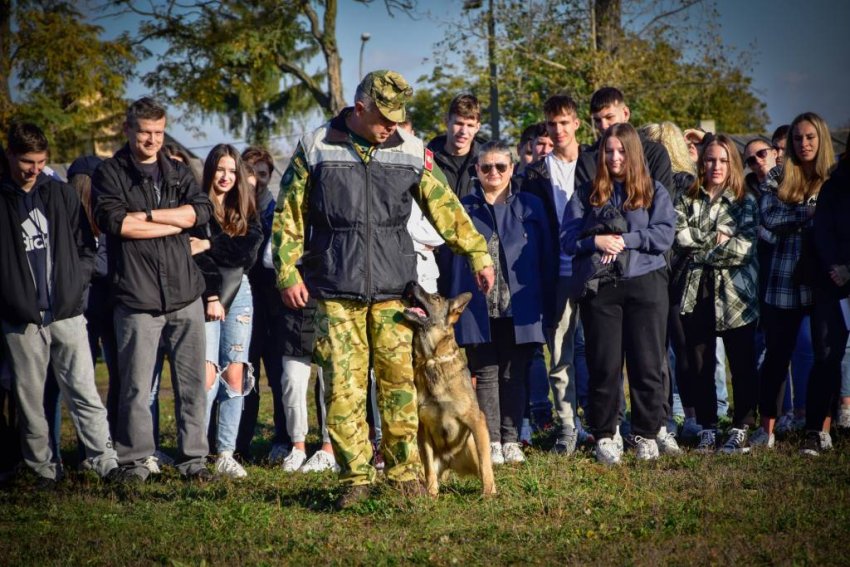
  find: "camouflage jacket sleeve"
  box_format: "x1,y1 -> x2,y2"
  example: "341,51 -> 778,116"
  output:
271,144 -> 310,289
413,159 -> 492,273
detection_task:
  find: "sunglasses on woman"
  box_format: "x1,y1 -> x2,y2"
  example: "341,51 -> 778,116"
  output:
744,148 -> 771,167
478,163 -> 510,174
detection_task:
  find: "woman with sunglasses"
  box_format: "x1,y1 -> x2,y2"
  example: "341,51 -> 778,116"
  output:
562,123 -> 675,464
673,134 -> 760,453
440,140 -> 555,466
752,112 -> 835,453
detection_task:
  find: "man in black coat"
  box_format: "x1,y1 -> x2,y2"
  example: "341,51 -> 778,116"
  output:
426,93 -> 484,199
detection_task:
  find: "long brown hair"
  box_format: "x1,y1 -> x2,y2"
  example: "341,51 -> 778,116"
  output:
590,123 -> 653,210
687,134 -> 746,202
201,144 -> 256,236
69,174 -> 100,237
778,112 -> 835,204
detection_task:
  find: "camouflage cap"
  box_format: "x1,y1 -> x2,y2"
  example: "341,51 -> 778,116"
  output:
358,70 -> 413,123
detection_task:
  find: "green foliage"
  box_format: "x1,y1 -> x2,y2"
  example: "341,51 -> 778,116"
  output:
0,0 -> 136,161
415,0 -> 768,145
134,0 -> 320,146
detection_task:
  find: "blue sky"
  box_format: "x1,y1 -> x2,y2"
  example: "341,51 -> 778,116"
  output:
120,0 -> 849,156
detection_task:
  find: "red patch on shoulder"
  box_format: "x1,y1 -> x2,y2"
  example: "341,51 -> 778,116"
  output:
424,149 -> 434,172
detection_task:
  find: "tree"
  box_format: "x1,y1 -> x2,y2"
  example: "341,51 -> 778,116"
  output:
415,0 -> 767,144
1,0 -> 136,161
116,0 -> 414,146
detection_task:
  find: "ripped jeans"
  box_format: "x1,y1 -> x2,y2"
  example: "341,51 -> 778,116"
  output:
205,276 -> 255,454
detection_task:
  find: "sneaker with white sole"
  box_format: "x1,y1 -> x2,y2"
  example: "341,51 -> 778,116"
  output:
519,418 -> 533,446
216,451 -> 248,478
748,427 -> 775,449
502,442 -> 526,464
595,437 -> 622,465
656,426 -> 683,456
552,427 -> 577,455
695,429 -> 717,454
282,448 -> 307,472
800,430 -> 833,456
268,443 -> 291,464
143,455 -> 162,475
719,427 -> 751,455
490,442 -> 505,466
680,417 -> 703,439
837,405 -> 850,429
299,450 -> 340,473
613,426 -> 624,453
634,436 -> 659,461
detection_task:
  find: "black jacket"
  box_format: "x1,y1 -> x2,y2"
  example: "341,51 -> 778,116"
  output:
93,145 -> 213,313
426,134 -> 485,199
813,159 -> 850,299
190,214 -> 264,302
576,134 -> 674,196
568,200 -> 630,300
0,174 -> 95,325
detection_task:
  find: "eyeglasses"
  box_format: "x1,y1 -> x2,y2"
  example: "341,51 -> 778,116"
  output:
478,163 -> 510,174
745,148 -> 771,167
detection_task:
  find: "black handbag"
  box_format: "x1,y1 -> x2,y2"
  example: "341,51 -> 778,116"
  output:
217,265 -> 244,311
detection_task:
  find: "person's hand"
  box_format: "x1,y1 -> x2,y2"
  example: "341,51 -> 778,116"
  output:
206,299 -> 225,321
189,237 -> 211,255
475,266 -> 495,295
594,234 -> 625,255
829,264 -> 850,287
600,253 -> 618,265
281,282 -> 310,309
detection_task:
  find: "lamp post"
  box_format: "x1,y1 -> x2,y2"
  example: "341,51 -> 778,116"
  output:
359,33 -> 371,81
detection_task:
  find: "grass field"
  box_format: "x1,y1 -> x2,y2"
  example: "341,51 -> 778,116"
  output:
1,362 -> 849,566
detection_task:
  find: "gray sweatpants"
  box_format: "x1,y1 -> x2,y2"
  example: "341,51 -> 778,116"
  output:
2,314 -> 118,480
114,299 -> 208,479
548,276 -> 579,433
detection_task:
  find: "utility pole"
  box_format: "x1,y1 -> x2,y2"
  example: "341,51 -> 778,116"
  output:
486,0 -> 500,140
359,33 -> 371,81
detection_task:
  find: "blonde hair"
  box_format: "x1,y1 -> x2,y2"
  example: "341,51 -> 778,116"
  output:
590,123 -> 654,211
688,135 -> 746,202
640,122 -> 696,176
778,112 -> 835,204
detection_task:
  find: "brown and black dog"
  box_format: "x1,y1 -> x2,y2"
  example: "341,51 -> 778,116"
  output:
402,282 -> 496,497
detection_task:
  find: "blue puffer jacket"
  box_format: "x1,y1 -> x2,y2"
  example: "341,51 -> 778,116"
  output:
440,179 -> 556,346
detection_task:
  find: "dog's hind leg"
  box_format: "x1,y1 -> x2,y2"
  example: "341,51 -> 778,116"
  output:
469,410 -> 496,496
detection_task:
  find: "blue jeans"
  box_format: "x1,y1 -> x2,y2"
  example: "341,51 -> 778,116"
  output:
205,277 -> 255,453
715,339 -> 728,418
527,345 -> 552,421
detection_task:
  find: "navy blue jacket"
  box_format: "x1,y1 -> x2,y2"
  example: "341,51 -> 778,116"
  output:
563,180 -> 675,279
440,180 -> 556,346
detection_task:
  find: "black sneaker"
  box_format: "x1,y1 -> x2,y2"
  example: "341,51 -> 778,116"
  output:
800,430 -> 833,456
184,467 -> 215,482
35,476 -> 58,491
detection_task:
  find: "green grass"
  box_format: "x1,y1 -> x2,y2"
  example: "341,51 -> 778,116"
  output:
1,361 -> 849,566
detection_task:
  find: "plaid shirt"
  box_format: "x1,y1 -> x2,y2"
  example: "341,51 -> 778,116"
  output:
759,168 -> 815,309
674,187 -> 760,331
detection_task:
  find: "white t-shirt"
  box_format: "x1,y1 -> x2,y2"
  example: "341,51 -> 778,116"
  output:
546,154 -> 577,277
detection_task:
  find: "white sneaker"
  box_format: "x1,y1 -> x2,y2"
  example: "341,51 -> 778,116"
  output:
656,426 -> 683,456
268,443 -> 291,464
838,405 -> 850,429
634,436 -> 659,461
595,437 -> 622,465
282,448 -> 307,472
299,450 -> 340,473
695,429 -> 716,454
613,426 -> 624,453
502,442 -> 526,464
154,450 -> 174,467
519,419 -> 533,446
216,451 -> 248,478
680,417 -> 703,439
143,455 -> 161,475
490,442 -> 505,466
719,427 -> 751,455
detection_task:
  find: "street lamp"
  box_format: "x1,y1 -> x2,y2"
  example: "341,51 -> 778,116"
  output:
359,32 -> 371,81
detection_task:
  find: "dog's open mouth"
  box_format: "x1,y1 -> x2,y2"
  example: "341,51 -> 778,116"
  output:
403,282 -> 431,324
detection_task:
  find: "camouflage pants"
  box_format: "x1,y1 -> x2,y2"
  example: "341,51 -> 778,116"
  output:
314,299 -> 421,486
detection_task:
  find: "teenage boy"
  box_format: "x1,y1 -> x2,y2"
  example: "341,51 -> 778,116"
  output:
427,93 -> 483,198
0,122 -> 118,487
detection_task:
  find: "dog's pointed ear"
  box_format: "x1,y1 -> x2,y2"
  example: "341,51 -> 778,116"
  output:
447,292 -> 472,324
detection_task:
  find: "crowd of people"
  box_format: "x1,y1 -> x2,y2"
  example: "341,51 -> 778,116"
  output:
0,69 -> 848,508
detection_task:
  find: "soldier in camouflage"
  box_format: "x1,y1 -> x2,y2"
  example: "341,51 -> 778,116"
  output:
272,70 -> 494,508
